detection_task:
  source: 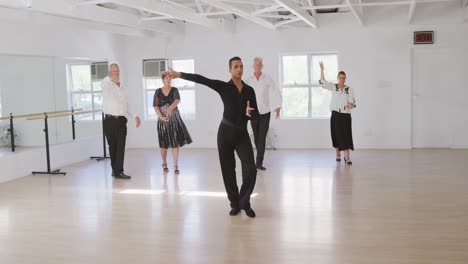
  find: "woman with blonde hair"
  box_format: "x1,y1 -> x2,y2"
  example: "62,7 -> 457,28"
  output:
319,62 -> 356,165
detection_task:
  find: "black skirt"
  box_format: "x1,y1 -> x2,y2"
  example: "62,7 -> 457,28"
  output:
157,105 -> 192,149
330,111 -> 354,151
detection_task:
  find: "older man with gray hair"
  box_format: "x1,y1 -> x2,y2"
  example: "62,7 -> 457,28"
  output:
102,63 -> 141,179
245,57 -> 282,171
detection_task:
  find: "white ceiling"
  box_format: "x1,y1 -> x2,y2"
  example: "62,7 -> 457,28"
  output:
0,0 -> 467,35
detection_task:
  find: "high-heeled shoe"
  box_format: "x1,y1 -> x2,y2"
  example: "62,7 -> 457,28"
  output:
174,165 -> 180,174
336,156 -> 341,162
344,158 -> 352,165
162,164 -> 169,172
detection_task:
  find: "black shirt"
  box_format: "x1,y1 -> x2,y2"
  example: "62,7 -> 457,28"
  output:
180,72 -> 259,128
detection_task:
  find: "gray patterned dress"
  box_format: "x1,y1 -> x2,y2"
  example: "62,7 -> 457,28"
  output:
153,87 -> 192,148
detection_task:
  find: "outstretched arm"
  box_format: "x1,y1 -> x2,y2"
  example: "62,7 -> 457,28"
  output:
164,69 -> 225,94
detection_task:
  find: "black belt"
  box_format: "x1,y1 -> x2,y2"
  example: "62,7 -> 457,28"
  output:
221,118 -> 244,129
105,114 -> 125,119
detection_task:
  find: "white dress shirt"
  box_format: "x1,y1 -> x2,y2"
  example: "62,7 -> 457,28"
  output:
245,73 -> 282,115
320,79 -> 356,114
102,76 -> 136,118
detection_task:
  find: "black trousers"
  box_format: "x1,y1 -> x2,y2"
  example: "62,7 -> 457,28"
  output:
104,116 -> 128,174
251,112 -> 271,166
217,122 -> 257,209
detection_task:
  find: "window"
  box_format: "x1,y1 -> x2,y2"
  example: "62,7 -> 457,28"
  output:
280,53 -> 338,118
68,62 -> 108,120
144,59 -> 196,120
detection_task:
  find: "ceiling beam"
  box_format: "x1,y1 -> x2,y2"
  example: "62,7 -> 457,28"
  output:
307,0 -> 317,16
198,11 -> 233,16
0,0 -> 181,34
108,0 -> 218,28
272,0 -> 459,12
214,0 -> 272,5
274,18 -> 300,29
252,4 -> 280,15
273,0 -> 318,28
345,0 -> 363,25
0,4 -> 152,37
408,0 -> 416,23
199,0 -> 276,29
74,0 -> 111,6
140,16 -> 171,21
258,14 -> 297,19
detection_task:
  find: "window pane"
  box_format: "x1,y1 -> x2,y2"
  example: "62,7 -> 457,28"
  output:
311,54 -> 338,82
282,87 -> 309,118
93,93 -> 103,120
72,93 -> 93,120
311,87 -> 331,118
172,59 -> 195,87
146,91 -> 157,120
178,89 -> 196,120
70,65 -> 91,92
93,81 -> 102,92
146,78 -> 163,90
282,56 -> 308,85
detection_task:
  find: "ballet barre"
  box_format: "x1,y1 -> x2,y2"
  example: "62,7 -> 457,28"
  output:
26,109 -> 100,176
90,111 -> 109,161
0,108 -> 82,152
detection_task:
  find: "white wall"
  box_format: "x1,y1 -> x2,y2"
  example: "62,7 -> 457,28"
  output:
123,6 -> 468,149
0,136 -> 101,183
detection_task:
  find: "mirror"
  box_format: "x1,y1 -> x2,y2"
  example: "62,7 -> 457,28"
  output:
0,54 -> 107,152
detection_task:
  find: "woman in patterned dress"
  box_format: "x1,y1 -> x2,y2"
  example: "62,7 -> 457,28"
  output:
153,73 -> 192,174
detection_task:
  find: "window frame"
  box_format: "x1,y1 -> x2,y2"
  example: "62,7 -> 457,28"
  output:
67,61 -> 108,121
279,52 -> 339,119
143,58 -> 196,121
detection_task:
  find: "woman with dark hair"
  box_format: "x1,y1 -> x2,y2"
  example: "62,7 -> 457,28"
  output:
153,73 -> 192,174
319,62 -> 356,165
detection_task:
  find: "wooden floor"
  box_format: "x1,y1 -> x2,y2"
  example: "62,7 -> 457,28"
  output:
0,149 -> 467,264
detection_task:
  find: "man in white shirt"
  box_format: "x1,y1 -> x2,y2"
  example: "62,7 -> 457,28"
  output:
245,57 -> 282,170
102,63 -> 141,179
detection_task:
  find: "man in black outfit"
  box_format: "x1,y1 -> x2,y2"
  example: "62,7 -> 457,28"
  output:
165,57 -> 259,218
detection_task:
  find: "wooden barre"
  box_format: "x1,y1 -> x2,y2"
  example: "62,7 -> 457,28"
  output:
0,108 -> 83,121
26,110 -> 102,121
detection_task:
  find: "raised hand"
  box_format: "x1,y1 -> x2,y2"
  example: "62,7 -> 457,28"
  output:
163,67 -> 181,79
319,61 -> 324,72
246,100 -> 255,117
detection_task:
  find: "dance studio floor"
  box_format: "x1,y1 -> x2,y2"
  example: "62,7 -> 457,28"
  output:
0,149 -> 467,264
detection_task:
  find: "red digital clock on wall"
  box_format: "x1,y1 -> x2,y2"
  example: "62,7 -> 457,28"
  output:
414,31 -> 434,44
